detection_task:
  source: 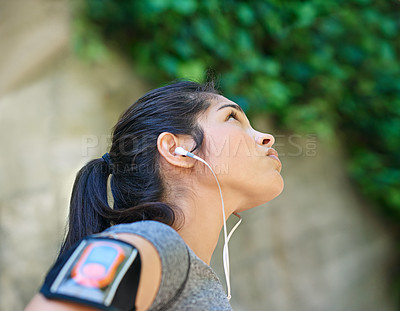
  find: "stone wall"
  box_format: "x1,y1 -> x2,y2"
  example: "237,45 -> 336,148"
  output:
0,1 -> 397,311
0,1 -> 149,310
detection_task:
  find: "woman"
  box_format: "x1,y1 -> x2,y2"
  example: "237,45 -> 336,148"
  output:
25,81 -> 283,311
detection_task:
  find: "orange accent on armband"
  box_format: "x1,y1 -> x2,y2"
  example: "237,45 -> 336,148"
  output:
71,241 -> 126,288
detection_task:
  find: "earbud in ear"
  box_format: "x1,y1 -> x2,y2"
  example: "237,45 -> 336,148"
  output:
174,147 -> 189,156
175,147 -> 197,159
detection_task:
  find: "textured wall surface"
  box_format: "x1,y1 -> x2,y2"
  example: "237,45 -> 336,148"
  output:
0,1 -> 397,311
0,1 -> 149,310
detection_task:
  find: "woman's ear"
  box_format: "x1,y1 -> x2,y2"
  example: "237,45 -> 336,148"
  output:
157,132 -> 195,168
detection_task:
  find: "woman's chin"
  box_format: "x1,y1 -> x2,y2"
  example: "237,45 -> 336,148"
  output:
235,179 -> 284,213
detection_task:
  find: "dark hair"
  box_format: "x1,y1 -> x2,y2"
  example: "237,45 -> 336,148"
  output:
59,81 -> 219,256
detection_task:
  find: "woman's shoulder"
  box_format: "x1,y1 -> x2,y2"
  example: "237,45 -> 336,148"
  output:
105,220 -> 188,259
105,220 -> 182,240
25,221 -> 191,311
105,221 -> 191,310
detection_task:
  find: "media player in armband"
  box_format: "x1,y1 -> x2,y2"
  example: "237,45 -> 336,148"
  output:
40,234 -> 141,311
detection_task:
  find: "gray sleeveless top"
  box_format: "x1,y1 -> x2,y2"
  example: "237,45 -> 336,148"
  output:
104,220 -> 233,311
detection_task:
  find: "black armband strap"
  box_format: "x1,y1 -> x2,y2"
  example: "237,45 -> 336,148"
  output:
40,235 -> 141,311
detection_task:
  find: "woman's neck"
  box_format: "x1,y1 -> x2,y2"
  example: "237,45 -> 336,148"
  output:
177,209 -> 223,264
173,184 -> 239,265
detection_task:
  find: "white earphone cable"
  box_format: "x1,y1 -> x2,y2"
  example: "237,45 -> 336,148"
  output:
174,147 -> 242,301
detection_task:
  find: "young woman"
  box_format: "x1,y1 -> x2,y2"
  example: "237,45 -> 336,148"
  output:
25,81 -> 283,311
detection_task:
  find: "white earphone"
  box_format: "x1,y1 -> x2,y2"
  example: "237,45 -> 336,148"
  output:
174,147 -> 242,301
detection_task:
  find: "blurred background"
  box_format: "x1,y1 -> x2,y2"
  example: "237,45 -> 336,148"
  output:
1,0 -> 399,310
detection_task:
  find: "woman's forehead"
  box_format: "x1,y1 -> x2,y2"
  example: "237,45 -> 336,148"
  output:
208,95 -> 242,112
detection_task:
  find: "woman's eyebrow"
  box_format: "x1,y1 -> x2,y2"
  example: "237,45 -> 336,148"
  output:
217,104 -> 245,115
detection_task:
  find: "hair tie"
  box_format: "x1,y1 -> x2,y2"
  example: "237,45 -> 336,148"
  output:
102,153 -> 113,174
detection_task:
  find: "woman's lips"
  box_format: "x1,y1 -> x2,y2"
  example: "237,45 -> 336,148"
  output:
265,148 -> 282,171
267,154 -> 282,171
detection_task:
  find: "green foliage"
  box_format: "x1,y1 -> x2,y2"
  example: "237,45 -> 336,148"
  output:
76,0 -> 400,220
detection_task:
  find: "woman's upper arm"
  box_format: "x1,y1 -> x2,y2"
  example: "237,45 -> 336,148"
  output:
25,294 -> 98,311
114,233 -> 162,311
24,233 -> 162,311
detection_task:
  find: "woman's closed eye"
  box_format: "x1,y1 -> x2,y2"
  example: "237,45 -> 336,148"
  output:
226,110 -> 239,121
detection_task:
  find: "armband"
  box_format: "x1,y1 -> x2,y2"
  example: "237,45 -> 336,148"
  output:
40,235 -> 141,311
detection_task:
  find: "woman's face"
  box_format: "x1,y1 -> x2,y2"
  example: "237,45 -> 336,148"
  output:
196,95 -> 284,212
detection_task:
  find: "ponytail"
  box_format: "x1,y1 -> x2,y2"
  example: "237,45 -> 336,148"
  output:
59,158 -> 111,256
59,156 -> 179,258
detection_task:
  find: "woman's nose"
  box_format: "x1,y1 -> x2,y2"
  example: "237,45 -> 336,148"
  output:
256,133 -> 275,148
